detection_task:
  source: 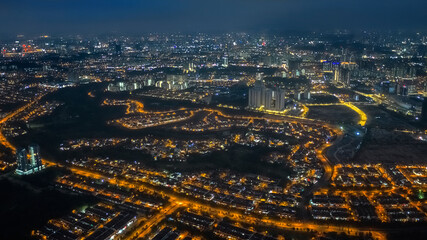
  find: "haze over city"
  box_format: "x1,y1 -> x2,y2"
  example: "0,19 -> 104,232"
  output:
1,0 -> 427,36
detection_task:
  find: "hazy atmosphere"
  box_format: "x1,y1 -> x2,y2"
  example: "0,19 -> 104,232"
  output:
1,0 -> 427,36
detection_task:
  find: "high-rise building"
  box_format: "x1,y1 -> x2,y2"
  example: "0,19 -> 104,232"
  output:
16,148 -> 28,172
397,80 -> 417,96
155,74 -> 189,90
248,78 -> 286,111
341,68 -> 350,87
332,62 -> 356,87
15,144 -> 44,175
222,54 -> 229,68
29,144 -> 42,171
184,62 -> 195,73
333,63 -> 340,85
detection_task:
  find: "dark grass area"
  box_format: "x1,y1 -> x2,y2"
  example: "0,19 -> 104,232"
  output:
307,105 -> 359,125
358,105 -> 417,130
306,94 -> 340,104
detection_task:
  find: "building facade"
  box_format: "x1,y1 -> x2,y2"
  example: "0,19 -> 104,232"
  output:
248,79 -> 286,111
16,144 -> 44,175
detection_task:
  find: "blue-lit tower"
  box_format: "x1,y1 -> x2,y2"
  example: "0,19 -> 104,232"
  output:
16,148 -> 28,173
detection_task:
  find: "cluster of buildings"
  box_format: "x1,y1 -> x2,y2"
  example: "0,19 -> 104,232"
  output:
111,110 -> 195,130
332,164 -> 427,189
1,32 -> 426,124
107,75 -> 190,92
248,77 -> 286,111
180,171 -> 300,217
308,162 -> 427,223
107,81 -> 145,92
35,203 -> 138,240
310,194 -> 353,221
59,113 -> 331,163
309,191 -> 427,223
65,158 -> 300,217
60,137 -> 226,162
155,74 -> 189,91
150,227 -> 189,240
61,155 -> 427,226
1,32 -> 427,239
33,168 -> 169,240
332,164 -> 391,188
151,220 -> 277,240
15,144 -> 44,175
59,133 -> 282,162
18,101 -> 63,123
138,88 -> 211,103
286,143 -> 324,193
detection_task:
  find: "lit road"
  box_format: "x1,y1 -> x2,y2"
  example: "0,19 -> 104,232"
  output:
309,91 -> 368,126
126,202 -> 181,240
299,141 -> 335,219
0,94 -> 49,153
341,102 -> 367,126
305,101 -> 367,126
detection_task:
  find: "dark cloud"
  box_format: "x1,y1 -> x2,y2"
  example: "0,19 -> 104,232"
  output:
0,0 -> 426,36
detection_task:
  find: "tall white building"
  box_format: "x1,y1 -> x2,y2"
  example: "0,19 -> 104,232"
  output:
248,79 -> 286,111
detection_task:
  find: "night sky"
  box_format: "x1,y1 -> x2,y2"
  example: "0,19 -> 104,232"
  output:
0,0 -> 426,36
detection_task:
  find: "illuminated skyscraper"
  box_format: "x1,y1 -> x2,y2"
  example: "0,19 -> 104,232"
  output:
333,63 -> 340,85
249,79 -> 265,108
332,62 -> 356,87
15,144 -> 44,175
16,148 -> 28,173
222,54 -> 229,68
29,144 -> 42,171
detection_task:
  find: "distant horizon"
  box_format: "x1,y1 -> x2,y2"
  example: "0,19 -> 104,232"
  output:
1,0 -> 427,38
1,30 -> 427,41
